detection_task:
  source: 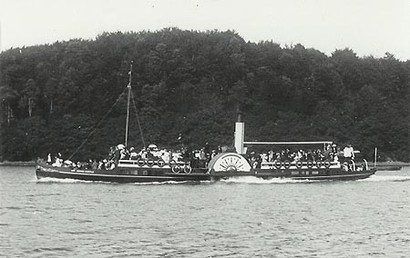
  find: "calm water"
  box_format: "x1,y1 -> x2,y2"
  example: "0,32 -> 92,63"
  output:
1,166 -> 410,257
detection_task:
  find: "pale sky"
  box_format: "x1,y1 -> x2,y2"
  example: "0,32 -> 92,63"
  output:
0,0 -> 409,60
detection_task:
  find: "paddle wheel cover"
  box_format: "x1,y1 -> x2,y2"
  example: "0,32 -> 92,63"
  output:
208,153 -> 252,173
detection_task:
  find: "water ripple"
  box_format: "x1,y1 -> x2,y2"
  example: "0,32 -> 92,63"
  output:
1,167 -> 410,257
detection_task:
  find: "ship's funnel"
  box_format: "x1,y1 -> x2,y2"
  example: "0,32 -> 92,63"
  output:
234,122 -> 245,154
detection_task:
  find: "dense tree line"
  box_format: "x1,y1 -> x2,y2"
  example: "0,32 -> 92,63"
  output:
1,28 -> 409,162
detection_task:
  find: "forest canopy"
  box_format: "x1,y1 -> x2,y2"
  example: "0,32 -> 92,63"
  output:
1,28 -> 409,162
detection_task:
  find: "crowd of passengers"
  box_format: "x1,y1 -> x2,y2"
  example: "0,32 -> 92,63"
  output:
46,142 -> 224,170
109,142 -> 223,168
46,142 -> 355,170
246,143 -> 355,169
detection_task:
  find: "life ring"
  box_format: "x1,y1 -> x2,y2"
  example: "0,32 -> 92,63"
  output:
137,159 -> 145,167
172,165 -> 181,174
146,159 -> 155,167
274,161 -> 282,169
157,159 -> 165,167
316,161 -> 322,168
184,164 -> 192,174
324,161 -> 331,168
307,161 -> 313,168
169,160 -> 177,167
296,161 -> 303,169
284,161 -> 291,169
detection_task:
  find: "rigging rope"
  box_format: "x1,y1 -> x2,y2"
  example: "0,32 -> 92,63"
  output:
67,86 -> 128,161
130,90 -> 146,148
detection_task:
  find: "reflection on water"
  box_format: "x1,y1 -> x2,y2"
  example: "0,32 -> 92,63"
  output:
1,166 -> 410,257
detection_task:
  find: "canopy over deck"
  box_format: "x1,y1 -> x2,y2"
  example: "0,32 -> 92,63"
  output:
244,141 -> 333,145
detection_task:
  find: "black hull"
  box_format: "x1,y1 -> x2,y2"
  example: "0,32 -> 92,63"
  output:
36,162 -> 376,183
252,167 -> 376,181
36,164 -> 210,183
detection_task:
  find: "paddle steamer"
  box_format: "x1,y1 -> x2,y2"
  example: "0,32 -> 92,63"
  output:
36,64 -> 376,183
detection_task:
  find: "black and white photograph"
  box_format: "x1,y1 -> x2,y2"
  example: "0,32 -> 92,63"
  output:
1,0 -> 409,257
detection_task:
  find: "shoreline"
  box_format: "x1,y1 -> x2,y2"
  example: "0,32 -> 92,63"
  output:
0,161 -> 36,167
368,161 -> 410,167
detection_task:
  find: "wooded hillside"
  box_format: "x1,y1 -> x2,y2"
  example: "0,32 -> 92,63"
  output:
1,28 -> 409,161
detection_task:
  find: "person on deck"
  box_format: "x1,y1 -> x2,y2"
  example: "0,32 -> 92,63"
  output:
47,153 -> 52,164
113,147 -> 121,164
331,144 -> 338,154
324,144 -> 332,160
343,144 -> 355,160
161,149 -> 170,163
129,147 -> 138,160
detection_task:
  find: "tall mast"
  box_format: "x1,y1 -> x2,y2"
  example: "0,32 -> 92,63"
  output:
125,62 -> 133,147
